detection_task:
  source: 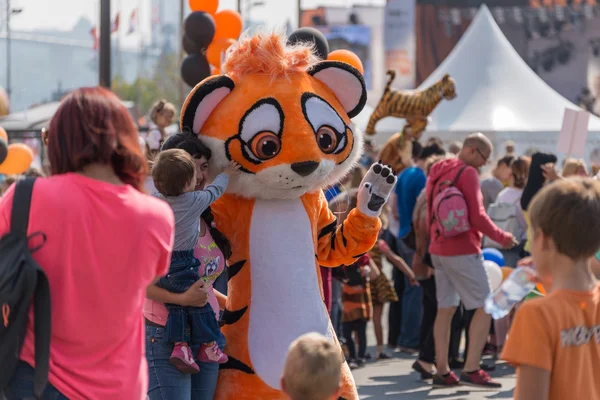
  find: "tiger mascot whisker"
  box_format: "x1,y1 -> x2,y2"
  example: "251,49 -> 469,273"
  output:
366,70 -> 457,138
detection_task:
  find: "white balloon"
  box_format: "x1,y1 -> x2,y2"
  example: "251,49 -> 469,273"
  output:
484,260 -> 503,291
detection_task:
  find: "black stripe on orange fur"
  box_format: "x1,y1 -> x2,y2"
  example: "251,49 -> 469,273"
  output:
340,222 -> 348,247
221,306 -> 248,325
227,260 -> 246,280
219,356 -> 255,374
318,220 -> 337,239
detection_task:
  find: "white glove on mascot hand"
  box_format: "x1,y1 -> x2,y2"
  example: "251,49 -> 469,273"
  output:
357,161 -> 397,218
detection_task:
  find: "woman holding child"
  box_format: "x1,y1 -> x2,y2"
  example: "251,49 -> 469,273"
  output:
145,132 -> 235,400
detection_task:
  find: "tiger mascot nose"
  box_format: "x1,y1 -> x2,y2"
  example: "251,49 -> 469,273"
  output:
291,161 -> 319,177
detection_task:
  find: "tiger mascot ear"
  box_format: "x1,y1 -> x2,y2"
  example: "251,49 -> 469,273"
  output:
180,75 -> 235,133
307,61 -> 367,119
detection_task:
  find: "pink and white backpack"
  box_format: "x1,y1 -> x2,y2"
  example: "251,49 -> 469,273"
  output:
431,166 -> 471,238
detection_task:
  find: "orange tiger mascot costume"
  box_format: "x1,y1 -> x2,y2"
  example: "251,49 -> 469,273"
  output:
180,31 -> 397,400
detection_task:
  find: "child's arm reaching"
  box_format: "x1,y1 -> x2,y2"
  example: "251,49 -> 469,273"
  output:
377,240 -> 418,286
189,161 -> 240,216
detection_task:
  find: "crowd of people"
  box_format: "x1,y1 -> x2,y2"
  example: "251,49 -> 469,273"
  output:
0,88 -> 599,400
323,132 -> 600,397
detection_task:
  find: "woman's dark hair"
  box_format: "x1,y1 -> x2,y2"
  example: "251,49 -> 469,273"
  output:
47,87 -> 147,191
162,130 -> 212,160
162,131 -> 231,259
411,140 -> 423,159
418,143 -> 446,161
521,152 -> 557,211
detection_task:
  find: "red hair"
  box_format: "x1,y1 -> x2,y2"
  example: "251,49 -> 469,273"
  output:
47,87 -> 147,191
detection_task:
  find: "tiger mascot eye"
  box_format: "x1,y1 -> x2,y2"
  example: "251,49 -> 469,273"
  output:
180,31 -> 397,400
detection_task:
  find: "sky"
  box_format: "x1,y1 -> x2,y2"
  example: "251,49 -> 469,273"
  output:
10,0 -> 386,34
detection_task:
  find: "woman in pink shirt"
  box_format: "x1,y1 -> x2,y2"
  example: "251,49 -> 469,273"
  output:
0,87 -> 175,400
145,132 -> 230,400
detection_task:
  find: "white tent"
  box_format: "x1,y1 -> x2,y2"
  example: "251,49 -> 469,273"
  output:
356,4 -> 600,162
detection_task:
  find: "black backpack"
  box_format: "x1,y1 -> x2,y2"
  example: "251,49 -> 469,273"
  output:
0,177 -> 51,398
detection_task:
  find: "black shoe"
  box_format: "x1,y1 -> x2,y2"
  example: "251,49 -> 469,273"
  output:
480,362 -> 496,372
377,352 -> 392,360
412,360 -> 434,380
363,353 -> 372,360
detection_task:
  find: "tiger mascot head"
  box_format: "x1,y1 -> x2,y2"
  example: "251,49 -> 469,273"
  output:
180,31 -> 367,200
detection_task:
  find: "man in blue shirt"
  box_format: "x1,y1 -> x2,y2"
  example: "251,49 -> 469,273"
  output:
394,141 -> 446,352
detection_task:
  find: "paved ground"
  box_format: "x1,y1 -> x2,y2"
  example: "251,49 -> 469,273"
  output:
350,260 -> 517,399
352,351 -> 516,399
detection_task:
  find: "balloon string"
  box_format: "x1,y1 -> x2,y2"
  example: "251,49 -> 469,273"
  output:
2,303 -> 9,328
331,182 -> 349,216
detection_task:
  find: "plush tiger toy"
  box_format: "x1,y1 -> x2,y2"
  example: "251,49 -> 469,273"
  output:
180,32 -> 397,400
366,70 -> 457,137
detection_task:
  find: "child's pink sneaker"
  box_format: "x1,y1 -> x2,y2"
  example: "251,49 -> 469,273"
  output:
198,341 -> 228,364
169,343 -> 200,374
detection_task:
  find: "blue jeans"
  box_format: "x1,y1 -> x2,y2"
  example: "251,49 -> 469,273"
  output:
2,361 -> 67,400
397,238 -> 423,349
157,250 -> 201,294
146,324 -> 226,400
158,250 -> 220,344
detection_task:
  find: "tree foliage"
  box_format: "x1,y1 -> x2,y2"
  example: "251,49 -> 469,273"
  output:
112,52 -> 182,119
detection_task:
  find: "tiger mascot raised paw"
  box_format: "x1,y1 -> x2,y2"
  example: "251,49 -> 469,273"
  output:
180,31 -> 396,400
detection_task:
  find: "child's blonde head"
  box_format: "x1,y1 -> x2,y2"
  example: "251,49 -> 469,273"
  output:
281,333 -> 343,400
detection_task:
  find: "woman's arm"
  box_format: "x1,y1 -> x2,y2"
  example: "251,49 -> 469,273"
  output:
514,365 -> 550,400
214,289 -> 228,310
146,279 -> 209,307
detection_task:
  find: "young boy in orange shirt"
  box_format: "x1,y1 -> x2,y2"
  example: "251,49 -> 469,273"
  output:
501,178 -> 600,400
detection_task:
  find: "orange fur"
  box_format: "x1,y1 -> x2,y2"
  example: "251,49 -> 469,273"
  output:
223,31 -> 320,81
180,31 -> 377,400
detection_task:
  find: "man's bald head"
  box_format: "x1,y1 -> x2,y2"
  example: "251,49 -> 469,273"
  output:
463,133 -> 493,154
460,132 -> 493,168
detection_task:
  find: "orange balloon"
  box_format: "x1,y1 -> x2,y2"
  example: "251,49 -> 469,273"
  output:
188,0 -> 218,14
500,267 -> 513,282
327,49 -> 364,75
206,38 -> 235,67
0,126 -> 7,141
210,65 -> 221,75
0,143 -> 33,174
213,10 -> 243,40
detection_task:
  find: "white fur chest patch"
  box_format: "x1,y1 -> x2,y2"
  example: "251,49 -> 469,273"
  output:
248,198 -> 332,390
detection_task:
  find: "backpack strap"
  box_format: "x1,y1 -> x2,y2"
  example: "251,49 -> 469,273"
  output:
9,177 -> 51,398
450,165 -> 468,187
33,268 -> 51,399
10,177 -> 36,237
